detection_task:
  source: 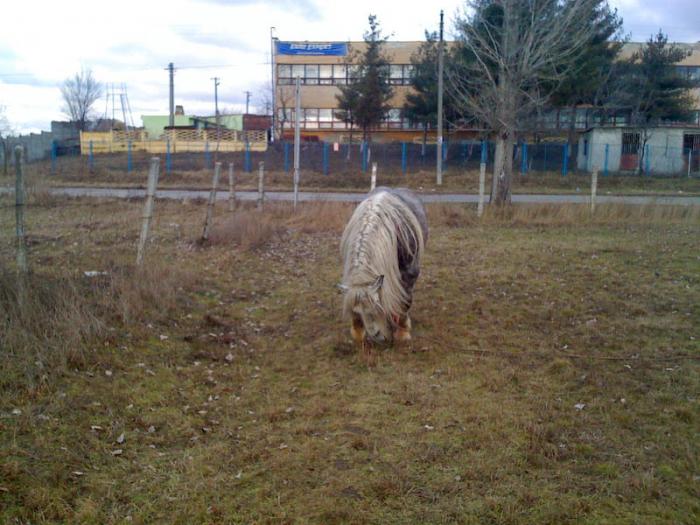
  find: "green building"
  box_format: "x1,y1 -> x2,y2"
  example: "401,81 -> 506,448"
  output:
141,114 -> 243,138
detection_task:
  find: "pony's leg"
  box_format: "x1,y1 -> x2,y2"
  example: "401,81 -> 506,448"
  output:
394,314 -> 412,342
351,314 -> 365,344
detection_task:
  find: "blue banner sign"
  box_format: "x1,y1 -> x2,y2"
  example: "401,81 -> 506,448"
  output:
277,41 -> 348,56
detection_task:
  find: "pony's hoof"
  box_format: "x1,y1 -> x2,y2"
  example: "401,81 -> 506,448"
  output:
394,327 -> 412,343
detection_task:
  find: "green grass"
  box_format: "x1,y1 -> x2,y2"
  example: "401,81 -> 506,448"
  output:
1,196 -> 698,523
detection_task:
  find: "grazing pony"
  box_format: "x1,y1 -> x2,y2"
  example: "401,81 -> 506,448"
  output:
339,187 -> 428,343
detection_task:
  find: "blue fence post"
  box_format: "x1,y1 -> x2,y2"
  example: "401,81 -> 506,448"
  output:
205,140 -> 211,169
361,141 -> 367,173
88,140 -> 94,171
645,144 -> 650,176
480,140 -> 487,164
323,141 -> 329,176
543,143 -> 548,172
562,144 -> 569,176
50,140 -> 57,175
401,142 -> 407,175
245,141 -> 251,172
127,141 -> 132,174
521,142 -> 528,175
604,144 -> 609,177
284,141 -> 290,173
166,139 -> 171,174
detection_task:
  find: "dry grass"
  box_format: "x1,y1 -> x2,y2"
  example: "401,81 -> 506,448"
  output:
0,195 -> 698,523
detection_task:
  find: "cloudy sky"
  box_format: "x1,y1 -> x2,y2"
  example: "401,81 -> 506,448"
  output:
1,0 -> 699,134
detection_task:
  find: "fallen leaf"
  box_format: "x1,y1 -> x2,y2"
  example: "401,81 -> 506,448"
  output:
116,432 -> 125,444
574,403 -> 586,411
111,449 -> 123,456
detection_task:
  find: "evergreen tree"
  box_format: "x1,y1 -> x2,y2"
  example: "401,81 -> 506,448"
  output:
549,2 -> 624,154
335,15 -> 394,144
404,32 -> 439,156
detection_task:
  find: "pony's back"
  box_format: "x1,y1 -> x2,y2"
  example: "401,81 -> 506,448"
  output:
340,187 -> 427,322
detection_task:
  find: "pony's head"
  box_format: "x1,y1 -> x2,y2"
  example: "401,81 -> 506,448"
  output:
340,275 -> 393,343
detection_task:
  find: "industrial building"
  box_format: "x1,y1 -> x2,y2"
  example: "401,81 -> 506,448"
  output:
273,40 -> 700,143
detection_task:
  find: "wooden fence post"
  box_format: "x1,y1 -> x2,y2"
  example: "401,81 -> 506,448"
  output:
202,162 -> 221,241
257,161 -> 265,210
370,162 -> 377,191
136,157 -> 160,267
14,146 -> 28,275
590,169 -> 598,215
228,161 -> 236,212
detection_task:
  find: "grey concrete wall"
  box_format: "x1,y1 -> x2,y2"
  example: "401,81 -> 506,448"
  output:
0,121 -> 78,165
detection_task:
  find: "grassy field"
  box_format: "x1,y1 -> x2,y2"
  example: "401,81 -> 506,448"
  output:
3,156 -> 700,196
1,193 -> 699,524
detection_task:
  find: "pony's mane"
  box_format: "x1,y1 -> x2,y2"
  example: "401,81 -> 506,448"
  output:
340,190 -> 425,320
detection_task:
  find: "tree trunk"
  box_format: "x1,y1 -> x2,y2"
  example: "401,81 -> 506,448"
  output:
491,131 -> 514,205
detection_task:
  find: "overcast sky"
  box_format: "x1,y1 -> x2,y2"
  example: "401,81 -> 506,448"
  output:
1,0 -> 699,134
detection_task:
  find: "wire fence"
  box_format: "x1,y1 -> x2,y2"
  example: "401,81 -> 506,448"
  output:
7,139 -> 700,179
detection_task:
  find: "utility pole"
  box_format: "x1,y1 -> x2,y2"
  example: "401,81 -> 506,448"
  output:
293,76 -> 301,209
270,27 -> 277,142
436,10 -> 444,186
244,91 -> 251,114
167,62 -> 175,128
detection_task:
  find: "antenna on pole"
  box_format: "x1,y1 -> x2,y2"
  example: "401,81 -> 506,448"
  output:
436,9 -> 445,186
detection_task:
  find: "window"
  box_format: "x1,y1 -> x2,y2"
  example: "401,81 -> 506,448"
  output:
291,65 -> 305,82
390,65 -> 404,85
318,65 -> 333,85
319,109 -> 333,129
622,132 -> 640,154
333,65 -> 347,85
277,65 -> 292,85
305,65 -> 319,85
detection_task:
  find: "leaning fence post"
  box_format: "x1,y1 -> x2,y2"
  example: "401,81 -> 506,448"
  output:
14,146 -> 28,276
370,162 -> 377,191
521,142 -> 528,175
688,149 -> 693,178
205,140 -> 211,169
228,162 -> 236,211
136,157 -> 160,267
590,169 -> 598,215
562,144 -> 569,176
257,161 -> 265,210
284,141 -> 290,173
478,140 -> 487,218
202,162 -> 221,241
88,140 -> 94,172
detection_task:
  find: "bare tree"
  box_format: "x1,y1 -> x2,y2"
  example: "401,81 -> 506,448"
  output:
449,0 -> 606,204
257,82 -> 296,141
60,68 -> 103,132
0,106 -> 13,175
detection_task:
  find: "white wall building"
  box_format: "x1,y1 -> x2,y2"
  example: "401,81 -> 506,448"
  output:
577,126 -> 700,175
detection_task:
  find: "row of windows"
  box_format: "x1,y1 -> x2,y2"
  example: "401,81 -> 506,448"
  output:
276,64 -> 415,86
277,108 -> 417,129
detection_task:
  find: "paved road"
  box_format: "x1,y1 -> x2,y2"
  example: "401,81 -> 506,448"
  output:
2,186 -> 700,206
